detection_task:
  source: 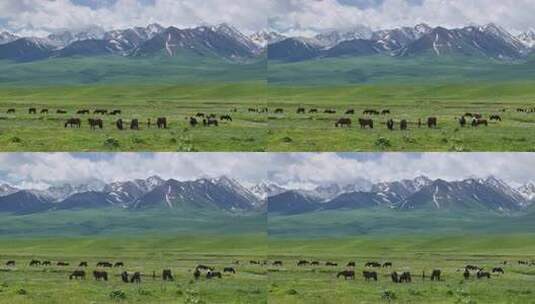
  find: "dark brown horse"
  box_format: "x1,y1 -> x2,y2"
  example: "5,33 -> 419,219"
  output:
400,120 -> 408,130
430,269 -> 441,281
207,271 -> 222,279
162,269 -> 174,281
472,118 -> 488,127
427,117 -> 437,128
359,118 -> 374,129
337,270 -> 355,280
223,267 -> 236,274
65,118 -> 81,128
297,108 -> 306,114
335,118 -> 351,127
88,118 -> 103,130
363,271 -> 378,281
70,270 -> 86,280
130,119 -> 139,130
7,108 -> 15,114
157,117 -> 167,129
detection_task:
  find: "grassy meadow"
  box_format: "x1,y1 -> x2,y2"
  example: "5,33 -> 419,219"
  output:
267,235 -> 535,304
0,235 -> 267,304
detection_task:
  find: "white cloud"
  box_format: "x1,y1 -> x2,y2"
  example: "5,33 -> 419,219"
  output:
268,153 -> 535,188
0,153 -> 269,188
0,0 -> 268,36
1,153 -> 535,190
270,0 -> 535,36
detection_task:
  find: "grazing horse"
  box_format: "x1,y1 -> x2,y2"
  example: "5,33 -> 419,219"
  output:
490,115 -> 502,121
365,262 -> 381,268
109,110 -> 121,115
309,109 -> 318,113
273,261 -> 283,266
196,265 -> 214,271
65,118 -> 81,128
131,272 -> 141,283
223,267 -> 236,274
477,270 -> 491,279
324,109 -> 336,114
473,113 -> 482,119
130,119 -> 139,130
57,262 -> 69,266
93,271 -> 108,281
116,119 -> 124,130
6,261 -> 15,267
97,261 -> 113,268
121,271 -> 129,283
42,261 -> 51,266
400,120 -> 408,130
363,109 -> 379,115
77,109 -> 90,115
297,108 -> 305,114
381,110 -> 391,115
311,261 -> 320,266
275,108 -> 284,114
56,109 -> 67,114
347,262 -> 356,267
382,262 -> 392,268
162,269 -> 174,281
492,267 -> 504,274
359,118 -> 374,129
386,119 -> 394,131
7,108 -> 15,114
297,260 -> 309,266
427,117 -> 437,128
79,261 -> 88,267
392,272 -> 412,283
345,109 -> 355,115
196,113 -> 205,117
70,270 -> 86,280
459,116 -> 467,127
207,271 -> 222,279
40,109 -> 48,114
463,269 -> 470,280
472,118 -> 488,127
337,270 -> 355,280
325,262 -> 338,267
189,117 -> 198,127
220,115 -> 232,121
114,262 -> 124,267
335,118 -> 351,127
29,108 -> 37,114
157,117 -> 167,129
94,109 -> 107,115
88,118 -> 103,130
430,269 -> 441,281
203,118 -> 218,126
29,260 -> 41,267
363,271 -> 378,281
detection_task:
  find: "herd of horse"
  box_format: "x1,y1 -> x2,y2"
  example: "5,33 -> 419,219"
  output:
2,259 -> 239,284
4,107 -> 233,131
3,105 -> 532,133
268,259 -> 535,283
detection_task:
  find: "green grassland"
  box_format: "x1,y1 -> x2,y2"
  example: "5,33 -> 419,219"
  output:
0,236 -> 267,304
0,209 -> 267,303
0,82 -> 267,151
267,82 -> 535,151
0,55 -> 267,151
267,235 -> 535,304
267,55 -> 535,151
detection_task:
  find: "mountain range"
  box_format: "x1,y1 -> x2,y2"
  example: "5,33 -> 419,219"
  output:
268,23 -> 535,62
0,176 -> 264,214
267,176 -> 535,215
0,23 -> 265,62
2,175 -> 535,216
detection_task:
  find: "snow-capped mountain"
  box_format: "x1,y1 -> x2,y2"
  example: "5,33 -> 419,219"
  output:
518,31 -> 535,48
249,31 -> 285,47
0,184 -> 19,197
0,23 -> 264,62
0,31 -> 19,45
518,183 -> 535,203
268,176 -> 530,215
0,176 -> 262,214
249,182 -> 287,199
269,23 -> 532,61
314,26 -> 374,49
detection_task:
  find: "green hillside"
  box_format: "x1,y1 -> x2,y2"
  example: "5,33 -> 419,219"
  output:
0,54 -> 266,86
